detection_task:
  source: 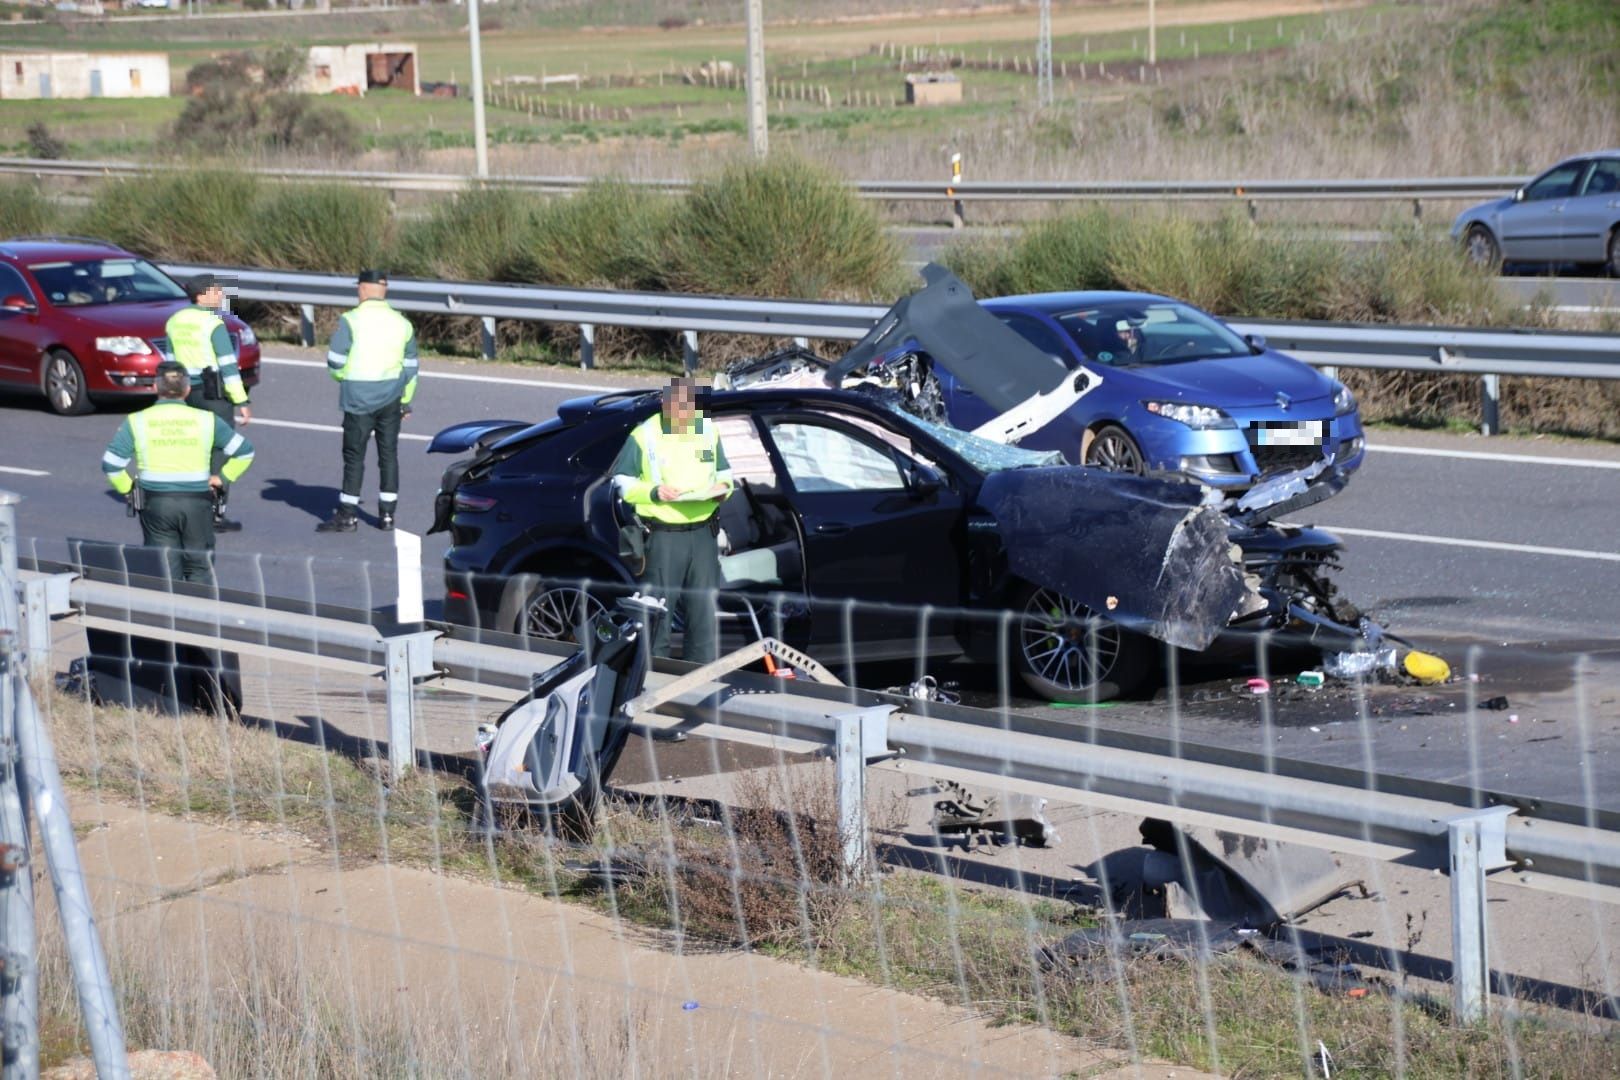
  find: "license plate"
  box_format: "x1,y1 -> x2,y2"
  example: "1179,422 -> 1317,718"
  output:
1250,421 -> 1325,447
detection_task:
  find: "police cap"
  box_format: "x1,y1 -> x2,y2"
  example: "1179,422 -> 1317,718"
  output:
357,268 -> 388,285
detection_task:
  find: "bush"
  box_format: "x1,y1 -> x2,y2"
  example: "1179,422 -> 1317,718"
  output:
667,156 -> 903,299
0,181 -> 62,237
174,45 -> 359,159
76,172 -> 258,263
244,183 -> 394,271
527,180 -> 674,290
394,188 -> 542,282
26,121 -> 67,160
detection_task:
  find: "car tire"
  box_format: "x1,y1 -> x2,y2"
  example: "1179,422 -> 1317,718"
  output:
1083,425 -> 1146,475
1010,583 -> 1152,704
1464,225 -> 1502,270
1607,228 -> 1620,278
42,350 -> 93,416
516,577 -> 610,645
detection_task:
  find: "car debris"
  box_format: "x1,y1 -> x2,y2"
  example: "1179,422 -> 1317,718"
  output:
929,779 -> 1056,848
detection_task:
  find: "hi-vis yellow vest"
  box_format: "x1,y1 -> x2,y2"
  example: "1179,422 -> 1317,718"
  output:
622,415 -> 724,526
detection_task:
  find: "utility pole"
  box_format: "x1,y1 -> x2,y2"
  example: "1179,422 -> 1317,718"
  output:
1036,0 -> 1053,108
1148,0 -> 1157,64
468,0 -> 490,178
745,0 -> 768,157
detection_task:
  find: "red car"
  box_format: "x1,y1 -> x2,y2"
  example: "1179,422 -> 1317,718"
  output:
0,237 -> 261,415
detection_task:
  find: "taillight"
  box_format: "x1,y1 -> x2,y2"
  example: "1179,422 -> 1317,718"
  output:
447,589 -> 469,601
453,492 -> 498,513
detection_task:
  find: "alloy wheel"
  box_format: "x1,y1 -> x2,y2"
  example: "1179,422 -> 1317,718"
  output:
1086,429 -> 1144,474
1018,588 -> 1121,693
48,356 -> 82,414
523,585 -> 608,643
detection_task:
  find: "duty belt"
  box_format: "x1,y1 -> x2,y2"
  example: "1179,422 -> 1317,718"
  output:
644,518 -> 713,532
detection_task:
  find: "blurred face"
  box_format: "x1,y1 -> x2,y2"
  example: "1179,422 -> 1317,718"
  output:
197,285 -> 224,309
662,381 -> 697,431
358,282 -> 387,302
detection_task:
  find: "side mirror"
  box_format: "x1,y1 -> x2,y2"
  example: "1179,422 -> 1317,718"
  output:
1244,333 -> 1266,354
905,461 -> 943,498
0,294 -> 36,313
1512,188 -> 1526,203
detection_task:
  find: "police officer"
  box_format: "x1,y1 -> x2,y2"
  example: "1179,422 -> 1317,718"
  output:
317,268 -> 419,533
165,273 -> 251,532
611,377 -> 733,663
102,361 -> 256,584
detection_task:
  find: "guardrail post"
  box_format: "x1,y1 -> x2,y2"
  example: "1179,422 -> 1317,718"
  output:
0,491 -> 17,588
21,574 -> 74,680
1447,806 -> 1514,1024
299,304 -> 316,348
0,589 -> 40,1080
1480,374 -> 1501,436
1412,197 -> 1423,223
681,330 -> 700,375
480,317 -> 498,361
383,631 -> 439,779
1319,365 -> 1338,383
833,706 -> 893,882
579,323 -> 595,370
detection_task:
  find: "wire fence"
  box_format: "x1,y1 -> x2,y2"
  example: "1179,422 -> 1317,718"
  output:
6,532 -> 1620,1078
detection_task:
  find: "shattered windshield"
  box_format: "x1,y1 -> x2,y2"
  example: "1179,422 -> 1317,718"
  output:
1053,300 -> 1251,366
876,400 -> 1065,473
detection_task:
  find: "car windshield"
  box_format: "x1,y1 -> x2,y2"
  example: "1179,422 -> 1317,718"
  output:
27,257 -> 185,308
1052,300 -> 1252,366
873,399 -> 1065,473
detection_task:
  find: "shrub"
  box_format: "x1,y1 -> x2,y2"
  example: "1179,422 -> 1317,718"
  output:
75,172 -> 258,263
26,121 -> 67,160
526,180 -> 674,290
394,188 -> 542,282
667,156 -> 903,299
244,183 -> 394,271
0,181 -> 62,237
174,45 -> 359,159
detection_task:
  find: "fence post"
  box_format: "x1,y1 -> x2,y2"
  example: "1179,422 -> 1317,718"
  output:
480,316 -> 498,361
0,588 -> 39,1080
299,304 -> 316,348
833,706 -> 893,882
383,631 -> 439,779
1448,805 -> 1514,1024
579,323 -> 596,370
681,330 -> 700,375
0,491 -> 17,589
1480,374 -> 1501,436
20,574 -> 72,681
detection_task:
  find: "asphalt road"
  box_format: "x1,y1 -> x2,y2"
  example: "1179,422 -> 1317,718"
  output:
4,348 -> 1618,806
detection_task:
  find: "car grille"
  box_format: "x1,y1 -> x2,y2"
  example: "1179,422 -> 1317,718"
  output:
1251,444 -> 1323,474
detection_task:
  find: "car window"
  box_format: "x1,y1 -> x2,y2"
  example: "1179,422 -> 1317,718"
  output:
1524,162 -> 1588,202
713,413 -> 780,486
27,257 -> 186,308
996,313 -> 1072,365
1054,300 -> 1250,366
0,263 -> 32,303
767,420 -> 906,493
1579,160 -> 1620,197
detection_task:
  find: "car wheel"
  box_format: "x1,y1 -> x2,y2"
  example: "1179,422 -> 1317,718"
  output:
1084,425 -> 1145,475
518,579 -> 609,645
1608,229 -> 1620,278
43,350 -> 93,416
1011,584 -> 1151,704
1464,225 -> 1502,270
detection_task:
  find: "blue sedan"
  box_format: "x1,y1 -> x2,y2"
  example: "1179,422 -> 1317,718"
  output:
927,291 -> 1365,489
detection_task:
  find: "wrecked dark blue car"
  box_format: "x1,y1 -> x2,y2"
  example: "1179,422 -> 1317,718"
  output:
429,386 -> 1374,703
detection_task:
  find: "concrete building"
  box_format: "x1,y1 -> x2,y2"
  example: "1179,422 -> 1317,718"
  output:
0,51 -> 170,100
298,43 -> 419,97
904,72 -> 962,107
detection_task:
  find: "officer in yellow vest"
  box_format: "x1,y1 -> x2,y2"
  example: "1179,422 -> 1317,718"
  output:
317,268 -> 419,533
102,362 -> 256,584
165,273 -> 251,532
611,377 -> 733,662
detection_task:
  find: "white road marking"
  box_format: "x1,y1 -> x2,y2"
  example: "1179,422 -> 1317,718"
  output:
0,465 -> 49,477
1368,444 -> 1620,471
263,354 -> 616,393
247,417 -> 432,443
1318,525 -> 1620,563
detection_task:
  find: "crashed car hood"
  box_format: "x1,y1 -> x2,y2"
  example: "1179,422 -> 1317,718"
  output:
978,467 -> 1249,651
828,263 -> 1070,414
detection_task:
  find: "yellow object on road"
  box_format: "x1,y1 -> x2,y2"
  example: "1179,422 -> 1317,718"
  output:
1403,650 -> 1451,685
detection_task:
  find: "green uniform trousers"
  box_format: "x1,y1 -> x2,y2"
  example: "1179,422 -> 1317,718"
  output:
642,521 -> 721,663
341,401 -> 404,503
185,386 -> 236,509
140,491 -> 215,584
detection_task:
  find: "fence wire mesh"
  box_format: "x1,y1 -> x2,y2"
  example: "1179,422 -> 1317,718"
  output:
6,536 -> 1620,1079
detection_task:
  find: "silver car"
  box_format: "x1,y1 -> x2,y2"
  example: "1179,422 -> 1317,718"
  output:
1451,151 -> 1620,275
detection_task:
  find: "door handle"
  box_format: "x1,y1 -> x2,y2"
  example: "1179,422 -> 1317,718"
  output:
813,522 -> 851,536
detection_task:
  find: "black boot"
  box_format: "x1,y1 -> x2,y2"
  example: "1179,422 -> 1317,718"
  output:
316,506 -> 359,533
212,510 -> 243,533
378,505 -> 396,532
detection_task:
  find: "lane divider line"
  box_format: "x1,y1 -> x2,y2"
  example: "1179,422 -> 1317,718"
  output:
1368,444 -> 1620,471
0,465 -> 49,477
1316,524 -> 1620,563
248,417 -> 433,443
263,355 -> 617,393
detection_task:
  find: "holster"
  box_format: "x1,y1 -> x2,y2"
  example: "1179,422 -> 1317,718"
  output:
201,367 -> 223,401
127,486 -> 146,516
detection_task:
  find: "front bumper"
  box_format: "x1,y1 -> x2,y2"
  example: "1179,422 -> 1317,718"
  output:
1134,407 -> 1365,489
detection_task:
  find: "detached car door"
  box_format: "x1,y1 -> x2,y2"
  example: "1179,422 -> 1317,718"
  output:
1499,160 -> 1591,263
760,413 -> 966,653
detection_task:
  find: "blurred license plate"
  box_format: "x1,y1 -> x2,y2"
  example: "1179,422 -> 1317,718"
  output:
1251,421 -> 1325,447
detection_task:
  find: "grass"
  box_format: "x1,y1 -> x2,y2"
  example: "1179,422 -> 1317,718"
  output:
37,683 -> 1620,1079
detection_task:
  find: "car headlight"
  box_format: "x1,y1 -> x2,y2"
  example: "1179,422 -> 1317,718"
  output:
1143,400 -> 1236,429
1333,383 -> 1356,417
95,336 -> 153,356
239,325 -> 257,346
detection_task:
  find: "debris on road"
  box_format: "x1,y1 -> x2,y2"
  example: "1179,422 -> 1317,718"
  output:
930,779 -> 1055,848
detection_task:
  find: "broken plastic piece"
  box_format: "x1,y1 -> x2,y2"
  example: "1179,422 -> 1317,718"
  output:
1296,671 -> 1324,688
1402,650 -> 1450,685
1322,647 -> 1397,680
1246,677 -> 1270,694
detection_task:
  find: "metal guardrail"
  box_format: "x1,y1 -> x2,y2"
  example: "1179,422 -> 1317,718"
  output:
0,156 -> 1525,210
12,552 -> 1620,1025
161,262 -> 1620,435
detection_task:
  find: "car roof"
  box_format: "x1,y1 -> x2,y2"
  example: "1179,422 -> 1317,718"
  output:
0,237 -> 136,263
983,290 -> 1177,312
